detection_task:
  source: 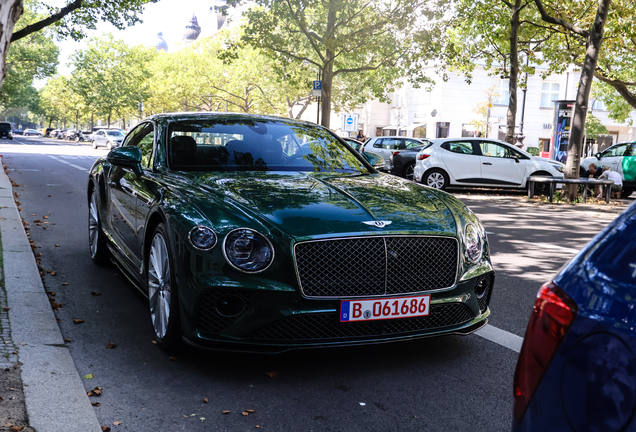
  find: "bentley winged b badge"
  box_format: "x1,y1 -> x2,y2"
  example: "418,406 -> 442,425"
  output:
362,221 -> 392,228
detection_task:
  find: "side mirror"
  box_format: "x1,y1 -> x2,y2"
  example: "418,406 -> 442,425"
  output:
513,156 -> 520,163
595,152 -> 602,160
107,147 -> 142,176
363,151 -> 385,170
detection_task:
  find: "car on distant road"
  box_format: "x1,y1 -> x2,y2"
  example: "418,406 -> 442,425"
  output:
361,136 -> 431,171
413,138 -> 564,193
512,200 -> 636,431
389,139 -> 434,180
49,129 -> 60,138
0,122 -> 13,140
23,129 -> 41,136
91,129 -> 125,149
12,129 -> 23,135
580,141 -> 635,198
87,112 -> 495,353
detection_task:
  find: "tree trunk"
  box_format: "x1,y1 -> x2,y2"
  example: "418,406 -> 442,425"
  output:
0,0 -> 23,88
505,0 -> 522,145
564,0 -> 611,199
320,5 -> 337,128
91,112 -> 94,129
107,109 -> 111,127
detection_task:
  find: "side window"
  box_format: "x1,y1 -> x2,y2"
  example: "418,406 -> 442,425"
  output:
602,144 -> 629,157
373,139 -> 383,148
405,139 -> 422,149
124,123 -> 155,168
626,144 -> 636,156
479,142 -> 514,158
448,141 -> 475,155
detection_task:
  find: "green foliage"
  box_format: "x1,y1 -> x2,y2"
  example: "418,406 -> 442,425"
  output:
230,0 -> 437,127
585,113 -> 609,140
69,33 -> 156,125
526,147 -> 540,156
0,0 -> 58,113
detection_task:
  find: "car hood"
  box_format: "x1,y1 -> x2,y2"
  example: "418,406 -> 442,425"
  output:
175,172 -> 458,239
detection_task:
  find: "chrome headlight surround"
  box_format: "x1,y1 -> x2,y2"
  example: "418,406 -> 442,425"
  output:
223,228 -> 274,273
189,225 -> 218,250
463,223 -> 483,263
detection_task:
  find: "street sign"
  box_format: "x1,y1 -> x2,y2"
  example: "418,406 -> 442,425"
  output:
312,80 -> 322,97
342,113 -> 359,132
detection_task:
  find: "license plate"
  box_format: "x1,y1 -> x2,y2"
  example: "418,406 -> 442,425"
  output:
340,295 -> 430,322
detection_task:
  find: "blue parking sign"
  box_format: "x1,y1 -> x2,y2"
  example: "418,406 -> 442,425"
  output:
313,80 -> 322,90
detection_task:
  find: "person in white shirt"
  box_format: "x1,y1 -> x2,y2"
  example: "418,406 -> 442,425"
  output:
597,166 -> 623,199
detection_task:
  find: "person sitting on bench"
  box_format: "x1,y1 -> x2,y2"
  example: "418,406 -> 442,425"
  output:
597,166 -> 623,199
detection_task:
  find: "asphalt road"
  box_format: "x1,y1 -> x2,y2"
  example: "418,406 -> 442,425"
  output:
0,135 -> 627,431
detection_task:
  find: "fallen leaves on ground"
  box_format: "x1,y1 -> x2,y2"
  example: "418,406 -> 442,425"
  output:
83,373 -> 94,379
91,402 -> 101,407
107,343 -> 117,349
91,291 -> 102,296
50,271 -> 57,276
169,357 -> 177,361
265,371 -> 279,378
203,398 -> 208,403
73,319 -> 84,324
46,291 -> 55,296
64,338 -> 71,343
55,244 -> 59,247
62,282 -> 68,286
10,426 -> 24,431
101,426 -> 110,432
242,409 -> 256,416
222,410 -> 230,414
113,421 -> 122,426
87,387 -> 102,397
2,307 -> 10,312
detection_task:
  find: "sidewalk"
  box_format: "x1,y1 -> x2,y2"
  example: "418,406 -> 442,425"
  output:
0,156 -> 102,432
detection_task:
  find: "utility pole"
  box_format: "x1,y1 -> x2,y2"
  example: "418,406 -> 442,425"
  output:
316,70 -> 322,126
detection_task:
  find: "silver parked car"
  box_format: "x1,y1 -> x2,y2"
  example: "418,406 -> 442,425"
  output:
92,129 -> 126,150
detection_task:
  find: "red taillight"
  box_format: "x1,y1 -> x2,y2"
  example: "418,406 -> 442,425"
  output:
392,151 -> 400,157
417,154 -> 430,160
513,281 -> 577,425
361,147 -> 365,152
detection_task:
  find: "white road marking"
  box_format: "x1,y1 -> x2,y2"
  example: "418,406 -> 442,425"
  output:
485,231 -> 494,235
532,242 -> 580,254
47,155 -> 89,172
475,324 -> 523,353
8,168 -> 39,171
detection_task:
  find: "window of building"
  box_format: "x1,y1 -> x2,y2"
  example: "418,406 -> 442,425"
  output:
540,82 -> 560,107
495,79 -> 510,105
383,129 -> 397,136
436,122 -> 449,138
539,138 -> 550,153
592,99 -> 606,111
413,126 -> 427,138
461,123 -> 475,137
375,127 -> 383,137
497,126 -> 506,141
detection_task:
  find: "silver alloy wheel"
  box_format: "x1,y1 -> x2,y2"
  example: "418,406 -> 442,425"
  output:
88,192 -> 100,257
427,172 -> 445,189
148,233 -> 171,339
405,164 -> 415,181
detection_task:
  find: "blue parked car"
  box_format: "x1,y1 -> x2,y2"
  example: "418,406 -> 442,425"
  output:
512,201 -> 636,431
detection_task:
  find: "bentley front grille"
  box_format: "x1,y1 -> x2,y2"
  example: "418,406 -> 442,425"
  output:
249,303 -> 474,341
295,236 -> 458,298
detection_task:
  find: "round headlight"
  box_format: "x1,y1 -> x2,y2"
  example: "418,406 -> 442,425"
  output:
223,228 -> 274,272
189,226 -> 217,250
464,223 -> 483,263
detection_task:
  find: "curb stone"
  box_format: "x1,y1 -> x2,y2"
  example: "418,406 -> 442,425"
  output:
0,156 -> 102,432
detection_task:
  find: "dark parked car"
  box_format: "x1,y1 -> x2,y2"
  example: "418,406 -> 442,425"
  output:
88,112 -> 494,353
0,122 -> 13,139
389,139 -> 434,180
512,200 -> 636,431
12,129 -> 23,135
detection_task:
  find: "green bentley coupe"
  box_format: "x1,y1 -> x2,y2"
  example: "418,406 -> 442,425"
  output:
87,112 -> 494,352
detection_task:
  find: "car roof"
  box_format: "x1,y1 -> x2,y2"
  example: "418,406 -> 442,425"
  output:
145,111 -> 318,128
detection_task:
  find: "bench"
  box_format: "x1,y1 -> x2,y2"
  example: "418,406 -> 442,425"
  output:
527,176 -> 615,203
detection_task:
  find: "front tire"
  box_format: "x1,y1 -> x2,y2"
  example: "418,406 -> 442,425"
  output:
423,169 -> 449,190
147,223 -> 183,353
92,140 -> 97,149
106,141 -> 112,150
88,189 -> 110,265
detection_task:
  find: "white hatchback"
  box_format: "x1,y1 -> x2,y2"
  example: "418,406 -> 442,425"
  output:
413,138 -> 564,192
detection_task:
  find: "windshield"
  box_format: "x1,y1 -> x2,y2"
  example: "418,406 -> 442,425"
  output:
0,123 -> 10,132
167,119 -> 371,174
106,131 -> 124,137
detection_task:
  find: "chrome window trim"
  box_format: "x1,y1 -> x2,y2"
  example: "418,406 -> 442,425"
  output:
293,235 -> 459,299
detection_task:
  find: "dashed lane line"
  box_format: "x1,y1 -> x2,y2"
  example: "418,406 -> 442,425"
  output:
47,154 -> 90,173
475,324 -> 523,353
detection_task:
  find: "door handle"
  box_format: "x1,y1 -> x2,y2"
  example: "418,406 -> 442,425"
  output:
483,162 -> 492,165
